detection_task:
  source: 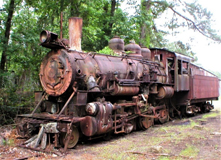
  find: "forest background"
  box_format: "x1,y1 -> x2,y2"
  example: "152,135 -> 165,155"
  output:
0,0 -> 221,125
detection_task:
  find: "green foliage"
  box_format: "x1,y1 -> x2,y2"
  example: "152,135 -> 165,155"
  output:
97,46 -> 113,55
0,90 -> 34,125
0,71 -> 35,125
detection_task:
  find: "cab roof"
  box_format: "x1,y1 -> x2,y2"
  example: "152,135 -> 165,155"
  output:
150,48 -> 194,62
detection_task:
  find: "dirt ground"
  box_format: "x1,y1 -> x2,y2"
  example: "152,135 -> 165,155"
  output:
0,102 -> 220,160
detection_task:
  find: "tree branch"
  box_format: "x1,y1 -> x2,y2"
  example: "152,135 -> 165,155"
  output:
151,1 -> 220,42
168,6 -> 219,42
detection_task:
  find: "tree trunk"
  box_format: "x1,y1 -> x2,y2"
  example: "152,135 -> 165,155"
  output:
110,0 -> 116,17
140,0 -> 151,47
109,0 -> 116,32
0,0 -> 15,71
0,0 -> 15,87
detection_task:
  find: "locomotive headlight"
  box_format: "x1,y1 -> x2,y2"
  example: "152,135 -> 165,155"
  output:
40,30 -> 49,43
40,30 -> 58,43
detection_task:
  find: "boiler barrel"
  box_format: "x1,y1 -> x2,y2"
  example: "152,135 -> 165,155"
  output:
110,85 -> 139,96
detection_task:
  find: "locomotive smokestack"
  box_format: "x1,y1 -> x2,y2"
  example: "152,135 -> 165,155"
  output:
69,17 -> 82,51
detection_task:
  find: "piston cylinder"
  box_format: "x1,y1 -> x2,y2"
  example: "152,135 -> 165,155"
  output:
80,102 -> 113,137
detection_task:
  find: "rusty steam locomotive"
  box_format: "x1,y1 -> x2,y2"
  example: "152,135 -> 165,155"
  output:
16,17 -> 219,151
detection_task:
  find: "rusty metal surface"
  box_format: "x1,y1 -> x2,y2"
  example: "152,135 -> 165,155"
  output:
73,92 -> 87,106
80,116 -> 97,136
80,102 -> 113,137
141,47 -> 151,60
39,49 -> 73,96
157,86 -> 174,99
69,17 -> 82,51
190,63 -> 217,77
177,74 -> 189,91
124,41 -> 141,54
34,91 -> 43,104
110,85 -> 139,96
150,48 -> 176,72
40,30 -> 58,43
138,117 -> 153,130
109,36 -> 124,52
17,113 -> 85,122
63,126 -> 79,149
190,75 -> 219,99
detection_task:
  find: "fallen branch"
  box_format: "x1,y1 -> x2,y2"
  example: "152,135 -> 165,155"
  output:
14,154 -> 42,160
127,151 -> 170,156
17,144 -> 63,156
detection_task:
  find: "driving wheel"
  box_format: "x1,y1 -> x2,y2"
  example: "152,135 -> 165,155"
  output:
158,109 -> 169,124
138,117 -> 153,130
62,126 -> 79,149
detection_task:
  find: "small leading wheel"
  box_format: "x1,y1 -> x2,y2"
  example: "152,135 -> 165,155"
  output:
63,126 -> 79,149
158,109 -> 169,124
138,117 -> 153,130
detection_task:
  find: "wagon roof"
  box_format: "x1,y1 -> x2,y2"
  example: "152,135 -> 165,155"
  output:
150,48 -> 194,62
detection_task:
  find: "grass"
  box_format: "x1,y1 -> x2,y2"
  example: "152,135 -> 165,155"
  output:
202,111 -> 221,119
190,120 -> 199,127
158,157 -> 170,160
179,145 -> 199,158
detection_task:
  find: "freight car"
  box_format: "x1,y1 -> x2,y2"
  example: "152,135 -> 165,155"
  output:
16,17 -> 219,151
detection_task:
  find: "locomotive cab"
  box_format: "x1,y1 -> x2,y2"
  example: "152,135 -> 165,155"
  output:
150,48 -> 218,117
174,53 -> 192,92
